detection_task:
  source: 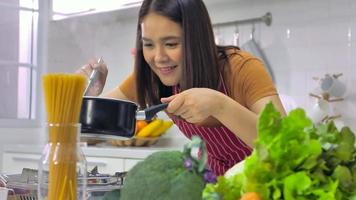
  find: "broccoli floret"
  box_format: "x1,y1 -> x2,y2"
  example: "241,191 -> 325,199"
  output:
169,170 -> 206,200
119,150 -> 205,200
103,189 -> 120,200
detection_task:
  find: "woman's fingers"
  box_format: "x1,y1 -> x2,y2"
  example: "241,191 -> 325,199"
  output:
88,58 -> 98,65
163,94 -> 196,121
78,59 -> 108,77
160,94 -> 176,103
75,57 -> 108,96
76,64 -> 92,77
164,95 -> 186,115
176,108 -> 191,118
92,58 -> 108,74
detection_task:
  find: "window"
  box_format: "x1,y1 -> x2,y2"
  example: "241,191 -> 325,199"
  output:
0,0 -> 44,127
0,0 -> 140,127
52,0 -> 143,20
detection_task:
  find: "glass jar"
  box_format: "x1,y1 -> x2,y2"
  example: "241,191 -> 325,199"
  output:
38,123 -> 87,200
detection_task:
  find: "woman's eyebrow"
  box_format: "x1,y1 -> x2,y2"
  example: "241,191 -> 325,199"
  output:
142,37 -> 152,42
160,36 -> 181,41
142,36 -> 181,42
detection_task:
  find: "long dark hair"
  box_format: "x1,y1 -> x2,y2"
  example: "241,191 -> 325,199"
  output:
135,0 -> 224,108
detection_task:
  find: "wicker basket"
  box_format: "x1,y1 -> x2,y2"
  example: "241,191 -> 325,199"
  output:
109,137 -> 159,147
80,137 -> 105,145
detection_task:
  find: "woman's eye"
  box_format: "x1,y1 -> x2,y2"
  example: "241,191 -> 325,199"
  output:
166,43 -> 178,48
143,43 -> 153,48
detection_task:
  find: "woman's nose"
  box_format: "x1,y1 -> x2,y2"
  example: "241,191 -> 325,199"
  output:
154,46 -> 169,63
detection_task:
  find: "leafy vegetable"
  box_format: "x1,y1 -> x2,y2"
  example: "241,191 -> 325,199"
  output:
203,102 -> 356,200
203,174 -> 244,200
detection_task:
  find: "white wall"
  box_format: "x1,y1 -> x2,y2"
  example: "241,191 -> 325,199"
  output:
206,0 -> 356,131
1,0 -> 356,173
47,0 -> 356,132
47,7 -> 139,93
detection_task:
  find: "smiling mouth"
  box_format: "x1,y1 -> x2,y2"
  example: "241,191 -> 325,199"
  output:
157,66 -> 177,75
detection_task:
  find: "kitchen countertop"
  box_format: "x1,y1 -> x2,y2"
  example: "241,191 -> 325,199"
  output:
3,137 -> 189,159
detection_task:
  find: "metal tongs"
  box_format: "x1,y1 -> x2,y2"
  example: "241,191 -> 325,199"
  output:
83,57 -> 104,96
0,173 -> 9,185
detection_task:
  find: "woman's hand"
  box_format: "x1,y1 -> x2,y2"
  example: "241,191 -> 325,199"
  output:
161,88 -> 226,124
76,58 -> 108,96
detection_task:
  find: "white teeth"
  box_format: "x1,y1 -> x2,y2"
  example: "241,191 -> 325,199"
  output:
159,66 -> 175,70
158,66 -> 176,74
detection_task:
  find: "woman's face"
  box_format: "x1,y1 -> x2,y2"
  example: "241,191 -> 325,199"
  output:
141,12 -> 183,86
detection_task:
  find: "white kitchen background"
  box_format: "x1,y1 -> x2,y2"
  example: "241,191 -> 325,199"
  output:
1,0 -> 356,169
47,0 -> 356,128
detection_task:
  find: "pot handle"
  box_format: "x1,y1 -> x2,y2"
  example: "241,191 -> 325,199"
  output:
136,103 -> 169,120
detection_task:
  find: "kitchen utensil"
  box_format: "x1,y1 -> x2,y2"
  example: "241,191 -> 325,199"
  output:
224,160 -> 245,178
0,187 -> 9,200
83,57 -> 103,96
3,167 -> 125,200
233,25 -> 239,46
309,98 -> 331,124
0,174 -> 8,187
80,96 -> 168,140
241,25 -> 275,82
320,74 -> 346,97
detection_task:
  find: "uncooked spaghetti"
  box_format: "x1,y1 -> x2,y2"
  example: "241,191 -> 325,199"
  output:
42,74 -> 86,200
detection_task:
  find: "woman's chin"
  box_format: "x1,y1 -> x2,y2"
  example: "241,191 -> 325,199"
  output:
160,78 -> 179,86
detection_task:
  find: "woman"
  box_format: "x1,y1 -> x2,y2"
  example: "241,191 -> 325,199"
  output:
79,0 -> 286,176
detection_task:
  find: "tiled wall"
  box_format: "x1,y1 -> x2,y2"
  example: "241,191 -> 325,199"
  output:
209,0 -> 356,131
48,0 -> 356,132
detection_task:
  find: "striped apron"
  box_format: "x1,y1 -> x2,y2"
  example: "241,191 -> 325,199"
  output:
171,77 -> 252,176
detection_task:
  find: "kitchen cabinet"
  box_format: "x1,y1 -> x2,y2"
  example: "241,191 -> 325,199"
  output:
1,144 -> 180,175
2,152 -> 129,175
123,158 -> 142,171
3,152 -> 41,174
86,156 -> 125,173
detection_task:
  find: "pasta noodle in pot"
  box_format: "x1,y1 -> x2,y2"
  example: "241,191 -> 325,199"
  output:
42,74 -> 86,200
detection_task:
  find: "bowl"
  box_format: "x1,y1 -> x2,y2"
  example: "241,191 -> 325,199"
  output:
224,160 -> 245,178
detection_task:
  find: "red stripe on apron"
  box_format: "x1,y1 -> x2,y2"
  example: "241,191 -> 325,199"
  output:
171,75 -> 252,176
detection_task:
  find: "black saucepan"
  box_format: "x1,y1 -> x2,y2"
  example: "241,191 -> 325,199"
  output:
80,96 -> 168,140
